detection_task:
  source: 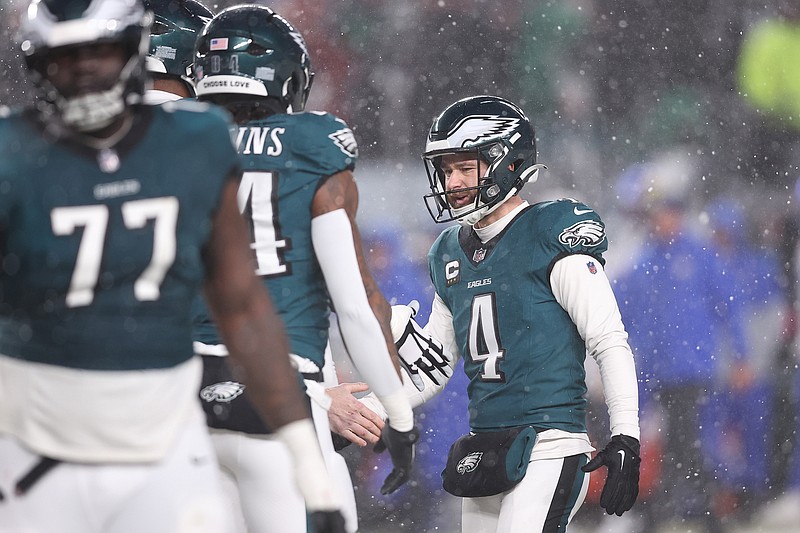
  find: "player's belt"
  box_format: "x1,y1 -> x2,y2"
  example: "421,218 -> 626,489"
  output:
14,456 -> 60,496
301,371 -> 323,382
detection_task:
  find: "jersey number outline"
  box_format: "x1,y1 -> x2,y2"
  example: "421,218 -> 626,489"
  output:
467,293 -> 506,382
238,171 -> 291,277
51,196 -> 179,308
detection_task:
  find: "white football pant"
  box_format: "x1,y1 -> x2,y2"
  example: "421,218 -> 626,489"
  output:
461,454 -> 590,533
211,377 -> 358,533
0,413 -> 233,533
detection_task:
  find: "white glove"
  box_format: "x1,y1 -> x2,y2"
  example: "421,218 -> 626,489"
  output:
390,301 -> 453,392
390,300 -> 420,342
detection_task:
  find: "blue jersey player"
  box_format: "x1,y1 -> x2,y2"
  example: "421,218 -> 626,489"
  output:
189,6 -> 417,533
0,1 -> 344,532
368,96 -> 641,532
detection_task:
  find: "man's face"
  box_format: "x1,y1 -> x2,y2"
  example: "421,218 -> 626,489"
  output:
43,42 -> 128,98
439,152 -> 488,209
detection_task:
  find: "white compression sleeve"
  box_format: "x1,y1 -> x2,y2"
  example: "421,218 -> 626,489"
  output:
425,293 -> 460,361
276,419 -> 340,511
311,209 -> 412,431
550,254 -> 640,439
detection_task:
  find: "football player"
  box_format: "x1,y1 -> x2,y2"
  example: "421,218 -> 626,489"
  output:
0,0 -> 344,532
189,6 -> 418,533
141,0 -> 385,452
143,0 -> 211,104
140,3 -> 387,530
368,95 -> 641,532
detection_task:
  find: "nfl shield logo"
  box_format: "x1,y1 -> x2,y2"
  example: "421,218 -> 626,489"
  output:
97,149 -> 120,173
473,248 -> 487,263
586,261 -> 597,274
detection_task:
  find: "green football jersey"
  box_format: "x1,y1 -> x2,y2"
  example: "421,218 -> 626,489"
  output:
0,103 -> 239,371
429,199 -> 608,432
193,111 -> 358,368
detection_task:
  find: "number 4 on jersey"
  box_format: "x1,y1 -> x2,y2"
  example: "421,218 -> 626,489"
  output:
238,171 -> 290,277
468,293 -> 506,382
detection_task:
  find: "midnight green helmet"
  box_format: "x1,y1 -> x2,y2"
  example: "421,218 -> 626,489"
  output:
193,4 -> 314,112
145,0 -> 212,94
17,0 -> 151,131
423,95 -> 543,226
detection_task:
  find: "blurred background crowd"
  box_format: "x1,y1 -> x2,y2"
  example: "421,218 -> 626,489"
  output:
3,0 -> 800,531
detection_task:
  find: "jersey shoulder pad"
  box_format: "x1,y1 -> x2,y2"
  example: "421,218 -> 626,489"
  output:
427,225 -> 461,296
151,102 -> 239,188
290,111 -> 358,163
535,198 -> 608,259
429,225 -> 460,257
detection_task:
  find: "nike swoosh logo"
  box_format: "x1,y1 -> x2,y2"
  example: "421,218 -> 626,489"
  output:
617,449 -> 626,470
574,207 -> 593,215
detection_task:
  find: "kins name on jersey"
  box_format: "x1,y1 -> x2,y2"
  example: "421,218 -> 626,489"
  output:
235,126 -> 285,156
231,111 -> 357,160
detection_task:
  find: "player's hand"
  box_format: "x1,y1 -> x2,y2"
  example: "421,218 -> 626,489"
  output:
326,382 -> 385,448
389,300 -> 420,341
391,301 -> 453,391
308,510 -> 347,533
582,434 -> 641,516
373,425 -> 419,494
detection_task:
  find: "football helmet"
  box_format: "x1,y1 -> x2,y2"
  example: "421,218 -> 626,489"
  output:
18,0 -> 152,132
193,4 -> 313,113
144,0 -> 212,95
422,95 -> 543,226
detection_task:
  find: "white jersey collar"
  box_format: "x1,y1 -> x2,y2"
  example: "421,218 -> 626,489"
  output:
474,201 -> 529,243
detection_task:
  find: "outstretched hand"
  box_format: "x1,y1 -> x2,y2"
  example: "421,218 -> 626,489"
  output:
582,434 -> 641,516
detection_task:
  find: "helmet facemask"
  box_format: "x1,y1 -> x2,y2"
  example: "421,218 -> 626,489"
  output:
49,39 -> 148,132
424,141 -> 543,226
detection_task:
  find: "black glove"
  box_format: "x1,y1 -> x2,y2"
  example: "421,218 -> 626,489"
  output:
308,510 -> 347,533
582,434 -> 641,516
373,425 -> 419,494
